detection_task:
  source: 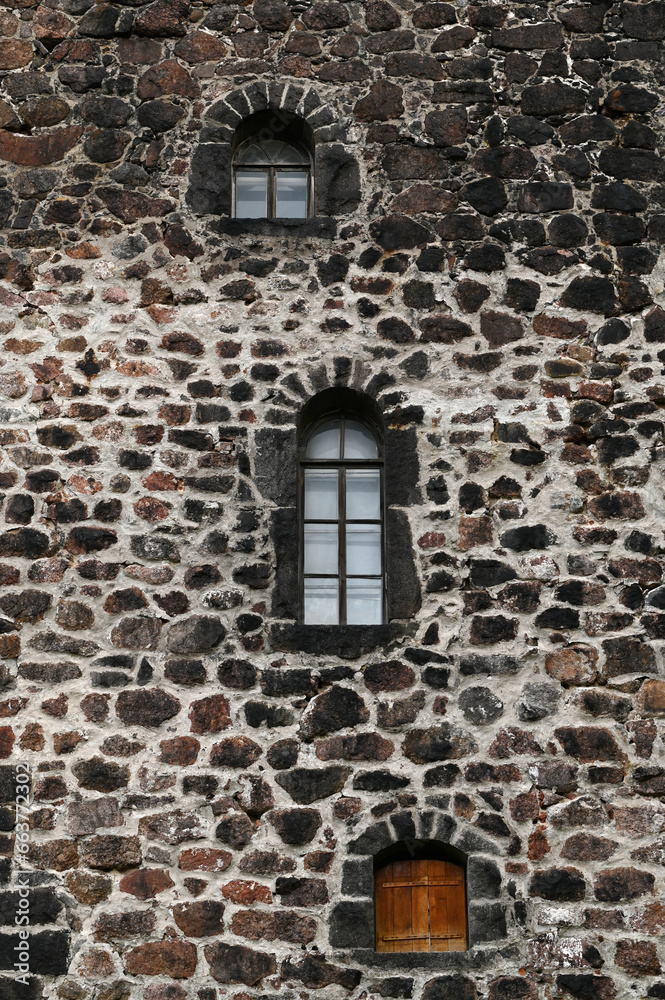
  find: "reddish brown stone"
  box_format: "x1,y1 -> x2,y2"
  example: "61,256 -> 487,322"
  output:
315,733 -> 394,761
364,660 -> 415,693
134,496 -> 172,521
210,736 -> 262,768
615,939 -> 660,976
545,645 -> 600,686
561,834 -> 617,862
631,902 -> 665,935
204,941 -> 276,986
231,909 -> 316,944
125,940 -> 198,979
29,839 -> 78,871
78,834 -> 140,872
222,880 -> 272,905
0,126 -> 82,166
65,870 -> 112,904
33,7 -> 74,48
160,330 -> 204,355
95,910 -> 156,942
173,900 -> 225,937
53,730 -> 82,754
159,735 -> 200,766
0,39 -> 33,70
104,587 -> 149,615
20,722 -> 45,751
174,30 -> 226,62
528,828 -> 551,861
458,515 -> 493,550
97,187 -> 175,223
137,60 -> 200,100
533,314 -> 588,339
510,791 -> 539,822
555,726 -> 627,763
189,694 -> 232,734
489,727 -> 542,758
111,616 -> 163,650
179,848 -> 233,872
594,867 -> 655,901
354,80 -> 404,121
139,810 -> 203,845
55,598 -> 94,631
583,907 -> 625,931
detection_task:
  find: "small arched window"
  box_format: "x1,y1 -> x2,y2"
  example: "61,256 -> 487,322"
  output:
234,137 -> 311,219
375,852 -> 467,953
300,414 -> 384,625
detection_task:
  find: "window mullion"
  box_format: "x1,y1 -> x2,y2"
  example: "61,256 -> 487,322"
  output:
339,463 -> 346,626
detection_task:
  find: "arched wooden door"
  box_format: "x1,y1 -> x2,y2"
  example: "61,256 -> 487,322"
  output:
375,857 -> 467,953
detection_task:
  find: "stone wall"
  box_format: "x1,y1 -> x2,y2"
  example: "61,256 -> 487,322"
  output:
0,0 -> 664,998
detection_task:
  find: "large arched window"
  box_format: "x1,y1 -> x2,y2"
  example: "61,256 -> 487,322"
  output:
234,137 -> 311,219
300,412 -> 384,625
375,845 -> 467,953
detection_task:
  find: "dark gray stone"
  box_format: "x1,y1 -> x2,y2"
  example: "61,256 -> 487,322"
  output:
329,901 -> 374,948
341,858 -> 374,897
467,902 -> 508,944
315,144 -> 361,215
387,509 -> 421,620
275,766 -> 351,804
186,143 -> 232,216
255,428 -> 297,507
459,686 -> 504,725
516,682 -> 561,721
467,857 -> 501,899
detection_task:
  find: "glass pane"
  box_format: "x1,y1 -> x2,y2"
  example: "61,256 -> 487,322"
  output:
236,141 -> 265,165
347,578 -> 382,625
306,420 -> 341,459
276,171 -> 308,218
275,141 -> 308,164
344,420 -> 378,459
236,171 -> 267,218
262,139 -> 287,162
304,578 -> 339,625
305,469 -> 338,520
346,523 -> 381,576
346,469 -> 380,520
304,524 -> 338,575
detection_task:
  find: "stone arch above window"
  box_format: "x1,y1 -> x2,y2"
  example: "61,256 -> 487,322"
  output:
330,811 -> 509,965
232,109 -> 313,219
185,82 -> 361,228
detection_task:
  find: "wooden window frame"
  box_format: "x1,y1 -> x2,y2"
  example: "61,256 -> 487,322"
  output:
374,853 -> 468,954
299,412 -> 386,626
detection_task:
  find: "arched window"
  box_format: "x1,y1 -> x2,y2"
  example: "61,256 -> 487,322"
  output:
234,137 -> 311,219
300,412 -> 384,625
375,848 -> 467,953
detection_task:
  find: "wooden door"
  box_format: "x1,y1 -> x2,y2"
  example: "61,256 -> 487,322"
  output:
375,858 -> 466,953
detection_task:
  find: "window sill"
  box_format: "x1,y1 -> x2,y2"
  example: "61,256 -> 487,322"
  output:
337,947 -> 503,971
212,217 -> 337,239
268,622 -> 415,659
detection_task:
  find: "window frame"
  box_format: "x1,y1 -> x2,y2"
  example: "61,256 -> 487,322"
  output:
232,138 -> 313,220
298,411 -> 386,626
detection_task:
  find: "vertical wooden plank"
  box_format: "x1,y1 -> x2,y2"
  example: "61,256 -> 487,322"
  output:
412,883 -> 429,952
446,860 -> 467,952
375,862 -> 393,953
393,860 -> 414,952
428,860 -> 449,953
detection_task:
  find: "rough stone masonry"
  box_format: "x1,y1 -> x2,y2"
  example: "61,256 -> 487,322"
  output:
0,0 -> 664,998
